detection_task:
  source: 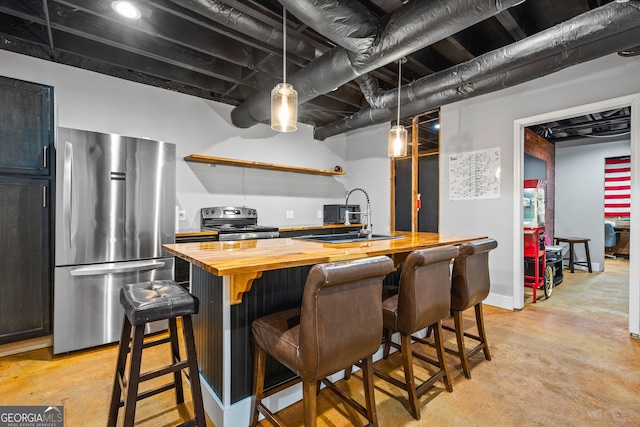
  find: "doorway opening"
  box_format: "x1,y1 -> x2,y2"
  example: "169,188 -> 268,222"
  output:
513,94 -> 640,336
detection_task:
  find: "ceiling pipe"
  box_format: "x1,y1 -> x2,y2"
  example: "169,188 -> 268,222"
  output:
279,0 -> 378,54
314,1 -> 640,140
353,2 -> 640,111
168,0 -> 316,61
230,0 -> 525,128
314,26 -> 640,140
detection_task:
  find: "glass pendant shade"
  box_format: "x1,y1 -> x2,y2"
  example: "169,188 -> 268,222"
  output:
388,124 -> 408,157
271,82 -> 298,132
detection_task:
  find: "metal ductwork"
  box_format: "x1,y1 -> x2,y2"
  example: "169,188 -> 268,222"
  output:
279,0 -> 378,54
355,2 -> 640,110
168,0 -> 316,62
230,0 -> 525,129
314,2 -> 640,140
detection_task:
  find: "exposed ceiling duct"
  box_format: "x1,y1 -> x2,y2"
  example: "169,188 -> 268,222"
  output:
229,0 -> 526,129
314,1 -> 640,140
169,0 -> 317,62
279,0 -> 378,55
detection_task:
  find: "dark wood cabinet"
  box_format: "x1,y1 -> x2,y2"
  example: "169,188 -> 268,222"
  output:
0,76 -> 54,344
0,177 -> 51,343
0,77 -> 53,176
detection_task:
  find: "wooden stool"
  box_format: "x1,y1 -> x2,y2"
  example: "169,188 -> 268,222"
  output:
554,237 -> 592,273
108,280 -> 205,427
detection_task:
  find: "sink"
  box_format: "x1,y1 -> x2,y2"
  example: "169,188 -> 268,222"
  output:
293,232 -> 405,244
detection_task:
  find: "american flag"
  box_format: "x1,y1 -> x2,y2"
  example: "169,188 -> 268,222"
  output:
604,156 -> 631,218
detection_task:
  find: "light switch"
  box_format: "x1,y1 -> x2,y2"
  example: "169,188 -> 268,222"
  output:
317,210 -> 323,219
286,210 -> 294,219
178,210 -> 186,220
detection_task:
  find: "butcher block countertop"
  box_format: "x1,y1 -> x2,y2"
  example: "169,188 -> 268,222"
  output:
162,231 -> 486,277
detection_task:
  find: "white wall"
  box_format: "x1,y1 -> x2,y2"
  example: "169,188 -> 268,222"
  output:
440,52 -> 640,310
0,50 -> 354,229
344,124 -> 392,234
555,140 -> 631,272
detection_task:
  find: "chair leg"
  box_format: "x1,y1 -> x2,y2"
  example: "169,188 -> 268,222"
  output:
302,380 -> 318,427
182,315 -> 206,426
343,365 -> 353,380
123,325 -> 145,427
168,318 -> 185,405
475,303 -> 491,361
400,333 -> 421,420
383,327 -> 392,359
453,310 -> 472,380
361,356 -> 379,427
250,342 -> 266,427
108,315 -> 132,427
432,321 -> 453,392
584,241 -> 593,273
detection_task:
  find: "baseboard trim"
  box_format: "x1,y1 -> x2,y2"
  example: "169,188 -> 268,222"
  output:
0,335 -> 52,358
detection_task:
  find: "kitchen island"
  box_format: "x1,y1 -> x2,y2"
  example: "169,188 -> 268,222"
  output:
162,232 -> 486,427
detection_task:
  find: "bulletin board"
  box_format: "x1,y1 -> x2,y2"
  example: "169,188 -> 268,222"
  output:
449,147 -> 501,200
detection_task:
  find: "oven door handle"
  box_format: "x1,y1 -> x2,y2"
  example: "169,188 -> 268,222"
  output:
69,260 -> 166,277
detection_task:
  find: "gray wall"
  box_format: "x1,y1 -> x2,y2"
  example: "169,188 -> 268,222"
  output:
0,50 -> 358,230
440,52 -> 640,309
555,139 -> 630,272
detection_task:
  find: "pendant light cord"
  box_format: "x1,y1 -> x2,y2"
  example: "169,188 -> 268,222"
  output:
397,58 -> 402,125
283,7 -> 287,84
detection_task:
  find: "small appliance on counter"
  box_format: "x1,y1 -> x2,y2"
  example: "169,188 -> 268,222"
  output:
323,204 -> 360,225
201,206 -> 279,240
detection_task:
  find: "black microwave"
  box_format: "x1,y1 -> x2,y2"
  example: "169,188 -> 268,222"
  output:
323,204 -> 360,224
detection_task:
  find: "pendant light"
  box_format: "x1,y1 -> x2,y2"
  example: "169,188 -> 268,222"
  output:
271,7 -> 298,132
388,57 -> 408,157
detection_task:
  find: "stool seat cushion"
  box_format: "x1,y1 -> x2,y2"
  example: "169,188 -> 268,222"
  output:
252,308 -> 302,375
120,280 -> 199,326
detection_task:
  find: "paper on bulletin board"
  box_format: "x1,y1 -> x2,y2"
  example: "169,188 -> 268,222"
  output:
449,147 -> 500,200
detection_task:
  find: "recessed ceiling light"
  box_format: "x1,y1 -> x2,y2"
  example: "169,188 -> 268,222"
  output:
111,1 -> 141,20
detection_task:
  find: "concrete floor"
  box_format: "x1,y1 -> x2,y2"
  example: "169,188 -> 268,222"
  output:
1,258 -> 638,426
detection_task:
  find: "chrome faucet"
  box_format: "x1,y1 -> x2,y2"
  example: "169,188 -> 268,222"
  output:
345,188 -> 372,238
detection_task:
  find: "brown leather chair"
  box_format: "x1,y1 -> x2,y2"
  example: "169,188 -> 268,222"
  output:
445,238 -> 498,380
250,255 -> 394,427
377,245 -> 459,420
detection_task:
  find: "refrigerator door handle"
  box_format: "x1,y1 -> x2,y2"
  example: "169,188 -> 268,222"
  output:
63,141 -> 73,249
69,260 -> 167,277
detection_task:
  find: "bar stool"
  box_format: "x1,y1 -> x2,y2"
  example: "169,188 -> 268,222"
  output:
377,245 -> 459,420
443,239 -> 498,380
250,256 -> 394,427
554,237 -> 592,273
108,280 -> 206,427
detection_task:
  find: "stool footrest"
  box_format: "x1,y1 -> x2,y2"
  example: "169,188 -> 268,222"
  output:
176,419 -> 198,427
320,377 -> 369,420
118,382 -> 177,408
139,360 -> 189,383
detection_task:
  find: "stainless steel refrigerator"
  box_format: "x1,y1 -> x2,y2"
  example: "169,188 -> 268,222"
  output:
54,127 -> 176,353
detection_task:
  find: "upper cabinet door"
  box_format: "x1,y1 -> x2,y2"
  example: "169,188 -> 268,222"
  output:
0,76 -> 53,176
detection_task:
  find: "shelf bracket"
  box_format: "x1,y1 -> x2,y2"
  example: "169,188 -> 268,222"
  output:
230,271 -> 263,305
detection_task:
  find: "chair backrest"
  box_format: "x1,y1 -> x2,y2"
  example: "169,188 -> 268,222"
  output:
396,245 -> 459,335
298,255 -> 394,381
605,222 -> 617,248
451,239 -> 498,311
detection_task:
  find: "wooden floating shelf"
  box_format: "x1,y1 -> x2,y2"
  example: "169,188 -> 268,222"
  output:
184,154 -> 345,176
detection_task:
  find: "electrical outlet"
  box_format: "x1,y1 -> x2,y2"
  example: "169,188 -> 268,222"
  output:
286,210 -> 294,219
317,210 -> 323,219
178,209 -> 186,220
